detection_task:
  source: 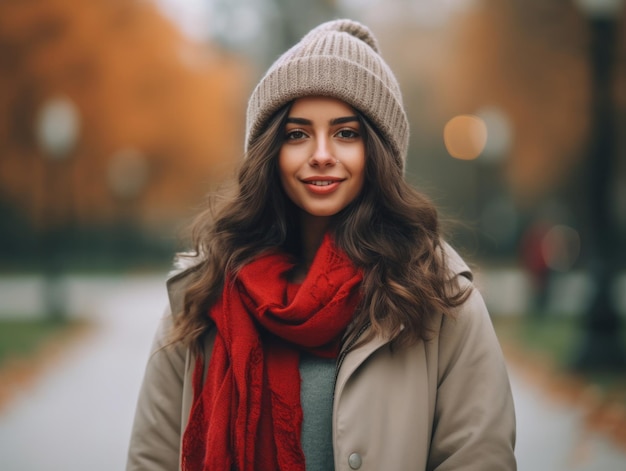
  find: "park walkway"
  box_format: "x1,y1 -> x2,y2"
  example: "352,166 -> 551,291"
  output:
0,274 -> 625,470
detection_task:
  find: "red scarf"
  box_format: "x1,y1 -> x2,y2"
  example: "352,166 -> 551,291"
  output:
181,234 -> 362,471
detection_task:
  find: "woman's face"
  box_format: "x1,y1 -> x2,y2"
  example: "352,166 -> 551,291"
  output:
278,96 -> 366,222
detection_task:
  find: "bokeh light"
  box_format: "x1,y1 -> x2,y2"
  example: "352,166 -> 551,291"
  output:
476,106 -> 513,162
107,148 -> 150,200
541,224 -> 581,272
443,114 -> 487,160
35,96 -> 81,160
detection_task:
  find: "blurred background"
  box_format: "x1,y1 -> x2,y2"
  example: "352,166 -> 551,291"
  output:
0,0 -> 625,470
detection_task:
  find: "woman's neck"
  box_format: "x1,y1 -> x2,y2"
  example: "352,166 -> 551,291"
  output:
293,214 -> 331,283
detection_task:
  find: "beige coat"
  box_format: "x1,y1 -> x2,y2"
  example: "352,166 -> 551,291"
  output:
126,247 -> 516,470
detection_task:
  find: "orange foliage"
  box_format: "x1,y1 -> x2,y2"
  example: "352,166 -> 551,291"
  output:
0,0 -> 252,230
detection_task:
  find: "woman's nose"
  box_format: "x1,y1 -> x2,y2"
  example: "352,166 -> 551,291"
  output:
309,138 -> 336,166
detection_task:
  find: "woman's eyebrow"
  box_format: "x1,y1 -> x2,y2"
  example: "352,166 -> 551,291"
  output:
285,116 -> 359,125
330,116 -> 359,125
286,117 -> 311,125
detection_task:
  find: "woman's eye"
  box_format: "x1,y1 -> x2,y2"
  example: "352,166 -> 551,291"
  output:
286,130 -> 306,140
336,129 -> 359,139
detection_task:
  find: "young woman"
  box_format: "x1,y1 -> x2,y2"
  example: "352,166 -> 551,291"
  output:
127,19 -> 516,471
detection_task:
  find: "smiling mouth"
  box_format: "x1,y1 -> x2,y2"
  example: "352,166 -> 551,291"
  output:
301,177 -> 344,185
301,177 -> 344,194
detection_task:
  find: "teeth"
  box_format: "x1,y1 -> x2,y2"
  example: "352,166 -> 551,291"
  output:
310,181 -> 334,186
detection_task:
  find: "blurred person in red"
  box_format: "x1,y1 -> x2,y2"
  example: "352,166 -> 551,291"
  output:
520,219 -> 552,315
127,19 -> 516,471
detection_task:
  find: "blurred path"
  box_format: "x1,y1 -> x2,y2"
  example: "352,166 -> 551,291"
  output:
512,364 -> 626,470
1,274 -> 626,470
0,275 -> 167,471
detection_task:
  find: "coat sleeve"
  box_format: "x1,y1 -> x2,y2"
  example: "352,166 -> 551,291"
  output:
427,276 -> 517,470
126,310 -> 187,471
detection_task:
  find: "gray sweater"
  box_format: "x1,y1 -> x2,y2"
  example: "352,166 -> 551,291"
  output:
300,352 -> 336,471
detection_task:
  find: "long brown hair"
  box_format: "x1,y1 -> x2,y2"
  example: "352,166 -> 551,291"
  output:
171,102 -> 470,353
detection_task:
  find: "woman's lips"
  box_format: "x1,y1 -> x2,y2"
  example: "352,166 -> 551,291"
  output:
301,177 -> 343,194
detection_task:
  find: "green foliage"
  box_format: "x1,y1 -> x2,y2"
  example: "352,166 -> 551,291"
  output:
494,313 -> 626,366
493,314 -> 626,404
0,318 -> 78,365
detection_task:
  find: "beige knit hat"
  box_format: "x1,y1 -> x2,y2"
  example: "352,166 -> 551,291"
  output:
245,19 -> 409,167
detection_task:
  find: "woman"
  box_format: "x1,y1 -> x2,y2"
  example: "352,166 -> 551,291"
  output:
127,19 -> 516,471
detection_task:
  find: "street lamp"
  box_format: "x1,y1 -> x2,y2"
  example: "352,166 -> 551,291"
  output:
571,0 -> 625,370
107,147 -> 150,258
35,95 -> 81,322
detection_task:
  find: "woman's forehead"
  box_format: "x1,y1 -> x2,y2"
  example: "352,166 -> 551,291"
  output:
288,96 -> 356,117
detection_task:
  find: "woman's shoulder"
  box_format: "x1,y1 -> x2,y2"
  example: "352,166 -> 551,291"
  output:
439,240 -> 473,282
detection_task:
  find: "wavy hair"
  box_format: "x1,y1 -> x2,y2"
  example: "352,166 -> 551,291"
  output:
171,102 -> 470,353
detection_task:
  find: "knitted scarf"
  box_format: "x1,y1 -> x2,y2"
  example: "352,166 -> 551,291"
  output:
181,234 -> 362,471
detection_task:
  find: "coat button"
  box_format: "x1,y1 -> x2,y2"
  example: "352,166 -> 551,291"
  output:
348,452 -> 362,469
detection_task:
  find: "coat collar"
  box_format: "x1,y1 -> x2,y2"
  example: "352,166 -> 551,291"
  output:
166,253 -> 202,316
333,241 -> 472,402
334,324 -> 391,400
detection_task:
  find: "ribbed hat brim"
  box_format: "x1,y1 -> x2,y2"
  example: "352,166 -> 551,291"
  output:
245,19 -> 409,166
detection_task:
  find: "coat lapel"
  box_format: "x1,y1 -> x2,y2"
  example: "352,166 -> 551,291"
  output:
334,326 -> 392,403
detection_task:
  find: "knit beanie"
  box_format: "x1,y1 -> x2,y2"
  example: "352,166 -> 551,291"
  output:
245,19 -> 409,168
